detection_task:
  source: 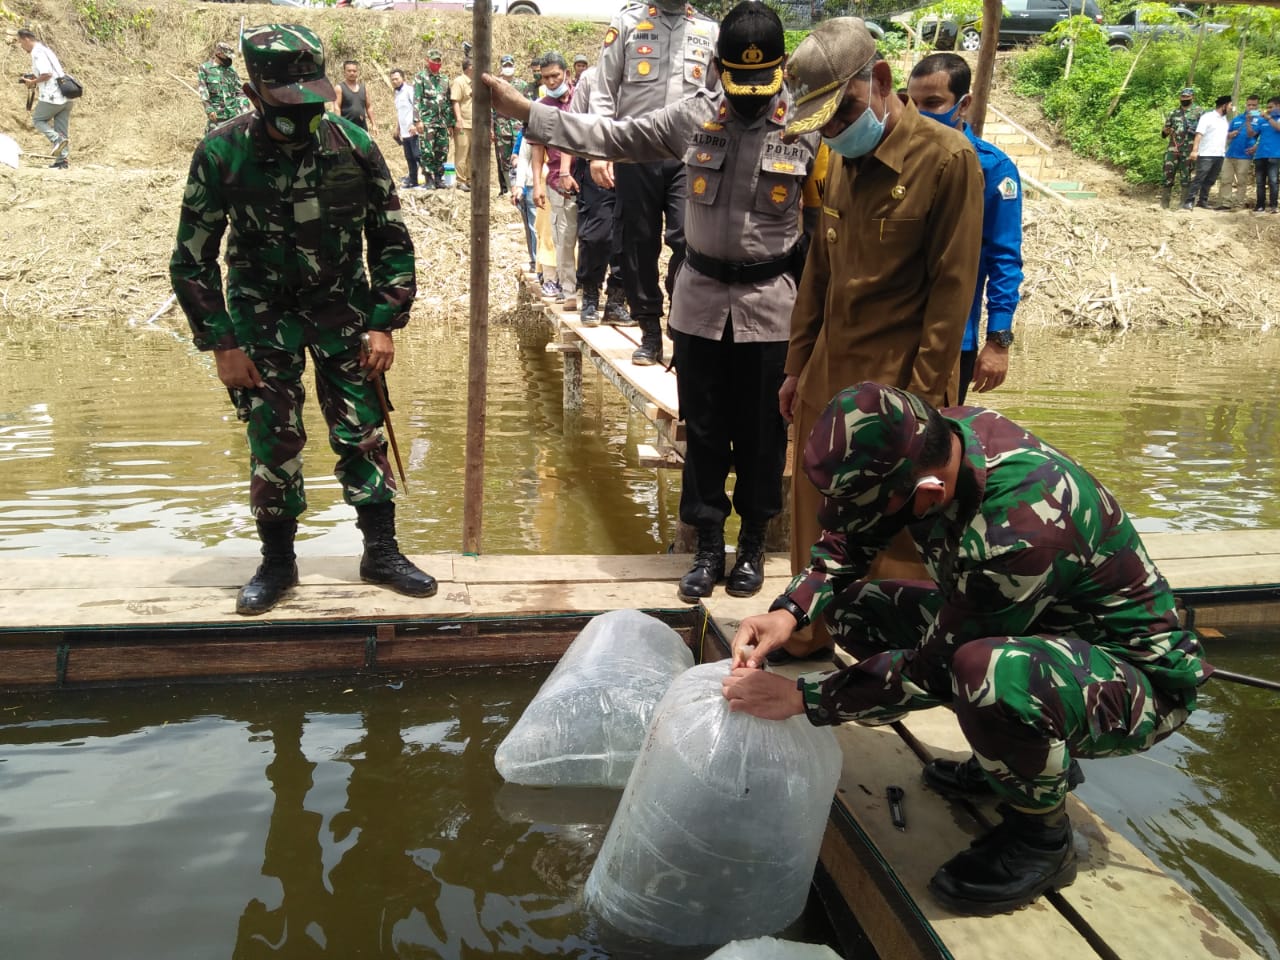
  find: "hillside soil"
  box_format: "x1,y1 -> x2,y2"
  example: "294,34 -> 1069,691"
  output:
2,0 -> 1278,332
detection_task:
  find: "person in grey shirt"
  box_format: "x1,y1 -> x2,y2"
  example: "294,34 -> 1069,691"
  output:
588,0 -> 719,365
486,1 -> 819,603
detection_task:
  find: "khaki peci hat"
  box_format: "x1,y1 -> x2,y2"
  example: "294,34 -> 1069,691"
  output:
241,25 -> 336,104
783,17 -> 878,136
718,2 -> 785,99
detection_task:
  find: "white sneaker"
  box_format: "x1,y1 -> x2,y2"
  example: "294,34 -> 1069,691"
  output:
53,137 -> 70,159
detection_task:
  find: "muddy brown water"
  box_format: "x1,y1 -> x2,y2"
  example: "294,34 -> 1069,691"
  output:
2,319 -> 1279,956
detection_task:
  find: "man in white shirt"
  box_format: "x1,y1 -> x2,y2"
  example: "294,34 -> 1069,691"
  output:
17,28 -> 71,169
390,67 -> 422,188
1183,95 -> 1232,211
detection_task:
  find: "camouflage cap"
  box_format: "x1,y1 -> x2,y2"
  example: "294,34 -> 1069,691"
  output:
215,40 -> 235,59
500,54 -> 515,66
783,17 -> 878,136
241,24 -> 335,104
803,382 -> 933,509
1179,86 -> 1195,97
427,48 -> 443,61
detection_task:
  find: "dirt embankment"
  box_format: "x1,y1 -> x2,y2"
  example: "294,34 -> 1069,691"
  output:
1,0 -> 1277,330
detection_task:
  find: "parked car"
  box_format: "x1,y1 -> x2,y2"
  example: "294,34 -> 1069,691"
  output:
924,0 -> 1105,52
463,0 -> 618,19
1104,5 -> 1227,50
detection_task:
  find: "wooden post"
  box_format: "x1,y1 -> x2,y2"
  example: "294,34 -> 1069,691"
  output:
462,0 -> 493,555
969,0 -> 1002,139
563,351 -> 583,412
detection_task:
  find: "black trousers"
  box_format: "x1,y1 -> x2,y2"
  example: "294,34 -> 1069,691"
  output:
613,159 -> 686,322
672,325 -> 788,531
1183,156 -> 1223,206
958,349 -> 977,405
576,162 -> 624,296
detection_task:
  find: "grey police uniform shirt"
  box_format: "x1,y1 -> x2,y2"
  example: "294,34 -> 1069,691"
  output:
527,87 -> 819,343
590,1 -> 719,119
570,65 -> 596,114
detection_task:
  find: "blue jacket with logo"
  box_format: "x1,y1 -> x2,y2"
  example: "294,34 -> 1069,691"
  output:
962,124 -> 1023,352
1227,112 -> 1259,160
1250,111 -> 1280,160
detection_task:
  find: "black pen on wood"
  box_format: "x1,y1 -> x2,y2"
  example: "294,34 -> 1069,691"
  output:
887,785 -> 906,831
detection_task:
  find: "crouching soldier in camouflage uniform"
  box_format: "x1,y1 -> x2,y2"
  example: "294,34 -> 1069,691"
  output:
722,382 -> 1210,915
415,49 -> 455,189
170,24 -> 437,616
198,40 -> 251,130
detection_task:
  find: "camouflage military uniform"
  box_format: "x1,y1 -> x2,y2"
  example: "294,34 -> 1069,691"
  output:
1162,104 -> 1203,193
780,384 -> 1209,813
169,111 -> 415,520
415,69 -> 455,183
198,57 -> 250,130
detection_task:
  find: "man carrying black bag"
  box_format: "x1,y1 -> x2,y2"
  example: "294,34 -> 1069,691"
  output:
485,2 -> 820,603
17,28 -> 74,169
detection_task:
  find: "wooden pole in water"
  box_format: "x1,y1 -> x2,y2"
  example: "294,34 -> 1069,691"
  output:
968,0 -> 1002,139
462,0 -> 493,555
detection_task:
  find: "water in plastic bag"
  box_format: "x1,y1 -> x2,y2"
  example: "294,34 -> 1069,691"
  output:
706,936 -> 842,960
585,659 -> 842,945
494,609 -> 694,788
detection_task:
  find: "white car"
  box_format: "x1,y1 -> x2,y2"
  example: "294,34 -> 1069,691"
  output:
465,0 -> 618,21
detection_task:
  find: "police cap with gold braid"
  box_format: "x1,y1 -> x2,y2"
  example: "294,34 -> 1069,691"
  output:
717,2 -> 785,99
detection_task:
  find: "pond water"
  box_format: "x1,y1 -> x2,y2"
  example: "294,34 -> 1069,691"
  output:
2,320 -> 1279,558
2,319 -> 1279,955
0,669 -> 839,960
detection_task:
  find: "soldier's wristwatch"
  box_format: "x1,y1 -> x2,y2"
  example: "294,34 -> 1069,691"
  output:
986,330 -> 1015,349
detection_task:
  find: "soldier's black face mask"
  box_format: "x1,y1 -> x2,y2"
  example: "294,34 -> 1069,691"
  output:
260,100 -> 326,143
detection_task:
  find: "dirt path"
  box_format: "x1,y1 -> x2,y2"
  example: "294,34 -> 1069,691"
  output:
2,2 -> 1277,331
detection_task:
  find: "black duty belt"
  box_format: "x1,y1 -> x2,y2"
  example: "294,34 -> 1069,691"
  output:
685,245 -> 801,285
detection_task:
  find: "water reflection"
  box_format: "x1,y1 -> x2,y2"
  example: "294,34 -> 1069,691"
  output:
4,322 -> 1280,556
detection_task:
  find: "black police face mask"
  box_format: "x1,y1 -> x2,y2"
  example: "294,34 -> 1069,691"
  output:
724,90 -> 772,120
260,100 -> 325,142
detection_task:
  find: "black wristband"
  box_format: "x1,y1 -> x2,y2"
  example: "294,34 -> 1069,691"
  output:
768,595 -> 810,629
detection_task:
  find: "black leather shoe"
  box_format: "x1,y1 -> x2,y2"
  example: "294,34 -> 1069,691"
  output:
580,294 -> 600,326
725,523 -> 767,597
236,519 -> 299,616
677,528 -> 725,603
356,502 -> 438,598
923,755 -> 1085,801
632,340 -> 663,366
929,804 -> 1077,915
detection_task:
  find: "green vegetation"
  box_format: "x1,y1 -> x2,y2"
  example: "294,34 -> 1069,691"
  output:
1012,10 -> 1280,183
74,0 -> 153,45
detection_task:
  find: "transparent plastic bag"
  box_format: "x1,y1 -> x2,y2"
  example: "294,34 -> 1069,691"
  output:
585,660 -> 842,945
494,609 -> 694,788
706,937 -> 842,960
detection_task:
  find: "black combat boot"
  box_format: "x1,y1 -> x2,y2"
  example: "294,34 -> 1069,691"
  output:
236,518 -> 299,616
355,502 -> 438,598
929,803 -> 1076,915
725,521 -> 768,598
632,316 -> 664,366
580,289 -> 601,327
678,527 -> 725,603
923,755 -> 1085,801
604,287 -> 635,326
1160,185 -> 1171,208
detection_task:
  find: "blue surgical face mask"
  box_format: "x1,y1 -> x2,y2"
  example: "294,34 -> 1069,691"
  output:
546,81 -> 569,99
919,96 -> 965,129
823,91 -> 886,159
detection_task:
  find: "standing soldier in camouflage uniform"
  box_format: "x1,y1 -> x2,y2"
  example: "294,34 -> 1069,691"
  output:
489,2 -> 818,601
1161,86 -> 1202,208
590,0 -> 719,365
723,382 -> 1210,915
415,49 -> 455,190
493,54 -> 520,197
197,40 -> 250,131
170,24 -> 437,616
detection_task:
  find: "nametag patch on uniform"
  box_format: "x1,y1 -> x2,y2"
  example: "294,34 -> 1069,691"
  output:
770,184 -> 789,205
604,27 -> 619,46
998,176 -> 1018,200
768,160 -> 796,173
637,45 -> 654,55
692,175 -> 708,196
638,61 -> 652,76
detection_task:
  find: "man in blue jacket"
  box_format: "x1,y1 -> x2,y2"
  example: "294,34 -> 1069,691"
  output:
1220,94 -> 1259,210
1248,96 -> 1280,214
907,54 -> 1022,404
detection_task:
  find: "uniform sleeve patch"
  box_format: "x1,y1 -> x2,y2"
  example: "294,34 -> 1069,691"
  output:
998,176 -> 1018,200
603,27 -> 619,46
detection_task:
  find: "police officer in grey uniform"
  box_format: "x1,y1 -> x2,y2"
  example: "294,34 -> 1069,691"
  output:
485,1 -> 818,602
590,0 -> 719,365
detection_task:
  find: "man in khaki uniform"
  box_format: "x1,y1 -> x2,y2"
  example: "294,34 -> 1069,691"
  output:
777,18 -> 983,658
590,0 -> 719,366
487,2 -> 819,604
450,58 -> 474,192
